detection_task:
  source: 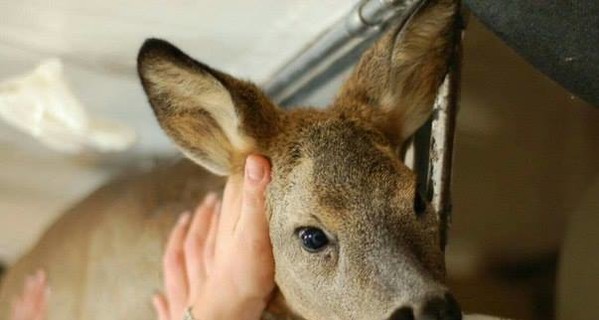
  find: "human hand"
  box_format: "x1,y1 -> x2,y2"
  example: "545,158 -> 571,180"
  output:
153,154 -> 275,320
10,270 -> 48,320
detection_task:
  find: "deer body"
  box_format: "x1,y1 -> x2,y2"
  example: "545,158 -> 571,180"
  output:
0,1 -> 461,319
0,161 -> 224,319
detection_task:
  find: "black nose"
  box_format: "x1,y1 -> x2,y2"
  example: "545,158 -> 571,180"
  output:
389,307 -> 415,320
421,293 -> 462,320
388,294 -> 462,320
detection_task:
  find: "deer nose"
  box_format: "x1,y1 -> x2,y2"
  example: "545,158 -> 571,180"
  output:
389,307 -> 415,320
387,293 -> 462,320
420,293 -> 462,320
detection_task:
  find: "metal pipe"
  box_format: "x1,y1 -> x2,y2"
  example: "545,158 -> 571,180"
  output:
263,0 -> 421,104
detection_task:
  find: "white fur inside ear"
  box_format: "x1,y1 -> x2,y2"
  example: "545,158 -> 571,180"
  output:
180,148 -> 228,176
381,75 -> 447,144
196,79 -> 253,153
381,91 -> 433,144
146,59 -> 254,152
143,58 -> 256,175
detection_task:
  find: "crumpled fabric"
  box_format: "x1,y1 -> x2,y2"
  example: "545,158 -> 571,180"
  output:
0,59 -> 136,153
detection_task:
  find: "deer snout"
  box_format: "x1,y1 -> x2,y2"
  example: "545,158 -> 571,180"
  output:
388,293 -> 462,320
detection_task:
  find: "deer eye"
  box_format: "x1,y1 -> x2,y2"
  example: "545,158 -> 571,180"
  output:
414,191 -> 427,216
298,227 -> 329,252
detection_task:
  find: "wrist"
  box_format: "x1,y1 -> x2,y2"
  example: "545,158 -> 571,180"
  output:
192,295 -> 266,320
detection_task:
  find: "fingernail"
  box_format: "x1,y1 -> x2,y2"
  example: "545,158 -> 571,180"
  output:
178,212 -> 191,225
35,269 -> 45,283
245,156 -> 264,184
204,192 -> 218,206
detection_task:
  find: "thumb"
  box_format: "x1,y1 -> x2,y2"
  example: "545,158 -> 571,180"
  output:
236,154 -> 271,238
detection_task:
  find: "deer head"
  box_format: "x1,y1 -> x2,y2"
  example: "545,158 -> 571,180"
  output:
137,1 -> 460,319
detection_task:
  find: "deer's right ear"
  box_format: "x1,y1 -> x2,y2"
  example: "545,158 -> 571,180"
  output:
138,39 -> 280,176
334,0 -> 458,146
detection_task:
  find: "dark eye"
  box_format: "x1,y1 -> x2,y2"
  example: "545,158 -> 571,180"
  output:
298,227 -> 329,252
414,191 -> 427,216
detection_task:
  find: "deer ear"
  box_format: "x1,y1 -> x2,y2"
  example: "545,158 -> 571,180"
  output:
138,39 -> 280,175
335,0 -> 458,145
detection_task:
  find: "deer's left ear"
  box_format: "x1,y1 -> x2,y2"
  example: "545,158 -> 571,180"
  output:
138,39 -> 281,175
334,0 -> 459,145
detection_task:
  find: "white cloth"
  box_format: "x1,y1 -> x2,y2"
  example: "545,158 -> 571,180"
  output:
0,59 -> 135,153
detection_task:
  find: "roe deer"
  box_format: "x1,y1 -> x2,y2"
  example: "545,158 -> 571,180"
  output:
0,0 -> 461,319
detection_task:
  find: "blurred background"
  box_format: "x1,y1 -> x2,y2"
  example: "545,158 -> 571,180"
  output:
1,1 -> 597,319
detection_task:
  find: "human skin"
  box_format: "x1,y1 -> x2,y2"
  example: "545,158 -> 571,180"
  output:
11,155 -> 275,320
153,154 -> 275,320
10,270 -> 47,320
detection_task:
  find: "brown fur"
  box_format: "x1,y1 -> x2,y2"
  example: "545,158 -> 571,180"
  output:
0,1 -> 460,319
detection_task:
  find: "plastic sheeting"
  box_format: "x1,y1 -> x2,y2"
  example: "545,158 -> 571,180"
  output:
0,59 -> 136,153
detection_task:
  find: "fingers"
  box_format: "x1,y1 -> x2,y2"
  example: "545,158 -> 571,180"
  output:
11,270 -> 49,320
203,200 -> 220,276
156,155 -> 272,320
236,155 -> 271,239
217,176 -> 243,237
236,155 -> 275,295
152,294 -> 170,320
11,296 -> 25,320
32,270 -> 48,320
163,213 -> 191,320
184,194 -> 218,300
